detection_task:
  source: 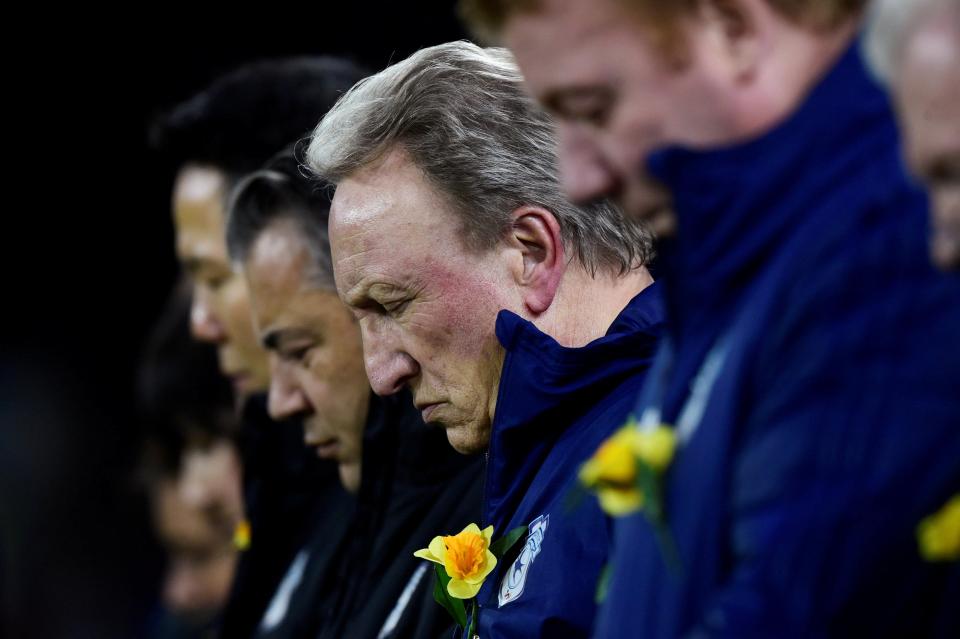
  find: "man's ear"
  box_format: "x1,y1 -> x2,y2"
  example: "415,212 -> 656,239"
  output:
699,0 -> 764,82
506,205 -> 565,315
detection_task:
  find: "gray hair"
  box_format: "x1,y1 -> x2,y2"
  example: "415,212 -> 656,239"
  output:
226,151 -> 336,290
306,40 -> 653,275
865,0 -> 960,85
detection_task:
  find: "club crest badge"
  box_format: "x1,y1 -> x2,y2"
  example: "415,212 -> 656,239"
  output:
498,514 -> 549,607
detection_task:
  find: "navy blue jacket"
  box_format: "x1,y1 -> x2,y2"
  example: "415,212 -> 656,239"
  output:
595,40 -> 960,639
474,284 -> 664,638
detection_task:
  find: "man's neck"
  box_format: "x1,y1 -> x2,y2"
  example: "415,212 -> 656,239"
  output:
537,265 -> 654,348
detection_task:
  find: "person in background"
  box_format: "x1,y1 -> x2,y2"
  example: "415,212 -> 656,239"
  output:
226,149 -> 482,639
462,0 -> 960,636
138,285 -> 242,639
151,56 -> 369,638
866,0 -> 960,271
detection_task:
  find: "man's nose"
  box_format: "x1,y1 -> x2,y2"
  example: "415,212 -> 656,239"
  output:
190,288 -> 226,343
362,324 -> 419,396
268,358 -> 310,420
557,124 -> 620,205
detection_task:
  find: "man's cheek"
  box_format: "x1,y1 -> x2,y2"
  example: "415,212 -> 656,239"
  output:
411,261 -> 502,355
931,187 -> 960,226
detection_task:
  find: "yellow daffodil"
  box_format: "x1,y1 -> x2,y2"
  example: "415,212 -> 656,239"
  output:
580,426 -> 645,515
917,494 -> 960,562
233,519 -> 251,551
414,523 -> 497,599
579,423 -> 676,517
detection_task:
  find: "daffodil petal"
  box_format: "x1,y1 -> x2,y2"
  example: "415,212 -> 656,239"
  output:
480,525 -> 495,546
461,522 -> 482,537
426,535 -> 447,563
580,427 -> 641,489
632,427 -> 676,472
448,577 -> 482,599
413,548 -> 441,564
598,487 -> 644,517
579,457 -> 603,486
917,494 -> 960,561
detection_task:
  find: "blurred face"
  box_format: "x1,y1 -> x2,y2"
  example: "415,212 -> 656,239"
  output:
173,164 -> 271,397
503,0 -> 735,234
152,475 -> 237,625
895,16 -> 960,270
329,150 -> 513,454
245,221 -> 371,493
505,0 -> 858,233
178,437 -> 245,536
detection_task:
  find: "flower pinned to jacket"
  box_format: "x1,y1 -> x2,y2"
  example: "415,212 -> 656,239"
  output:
578,417 -> 680,575
233,518 -> 251,551
579,420 -> 676,518
917,494 -> 960,562
414,523 -> 497,599
414,522 -> 527,635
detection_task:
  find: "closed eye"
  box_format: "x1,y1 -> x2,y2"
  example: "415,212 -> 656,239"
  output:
276,345 -> 311,364
384,298 -> 412,315
924,155 -> 960,186
545,87 -> 614,128
355,299 -> 388,316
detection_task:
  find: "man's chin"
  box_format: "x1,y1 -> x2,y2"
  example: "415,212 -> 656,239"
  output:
442,422 -> 490,456
339,462 -> 362,494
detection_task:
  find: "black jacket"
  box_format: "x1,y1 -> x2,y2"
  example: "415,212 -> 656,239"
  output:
219,395 -> 352,639
314,392 -> 484,639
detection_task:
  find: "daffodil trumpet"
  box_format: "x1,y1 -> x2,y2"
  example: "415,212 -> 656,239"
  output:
414,522 -> 529,636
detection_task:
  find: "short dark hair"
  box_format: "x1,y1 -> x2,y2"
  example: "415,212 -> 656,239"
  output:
137,282 -> 238,478
226,147 -> 336,289
151,57 -> 369,181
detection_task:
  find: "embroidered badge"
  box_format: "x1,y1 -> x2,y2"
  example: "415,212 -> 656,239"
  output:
498,514 -> 549,607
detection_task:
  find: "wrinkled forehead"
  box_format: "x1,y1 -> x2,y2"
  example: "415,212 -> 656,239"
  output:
328,179 -> 397,289
328,152 -> 460,293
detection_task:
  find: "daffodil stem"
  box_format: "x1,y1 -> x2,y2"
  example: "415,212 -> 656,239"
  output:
654,523 -> 682,576
595,562 -> 612,604
464,601 -> 478,637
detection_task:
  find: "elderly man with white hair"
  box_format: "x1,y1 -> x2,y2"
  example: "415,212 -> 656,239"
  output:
307,41 -> 664,638
867,0 -> 960,270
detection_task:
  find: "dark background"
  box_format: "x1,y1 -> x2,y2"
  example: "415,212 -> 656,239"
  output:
2,6 -> 467,637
